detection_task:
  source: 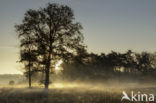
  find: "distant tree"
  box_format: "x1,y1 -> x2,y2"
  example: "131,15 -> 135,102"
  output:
15,3 -> 85,89
151,52 -> 156,70
135,52 -> 153,74
105,51 -> 119,73
122,50 -> 135,73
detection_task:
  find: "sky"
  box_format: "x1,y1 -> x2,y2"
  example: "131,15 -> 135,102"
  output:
0,0 -> 156,74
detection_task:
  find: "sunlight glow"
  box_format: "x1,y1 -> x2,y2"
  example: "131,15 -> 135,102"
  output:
55,60 -> 63,71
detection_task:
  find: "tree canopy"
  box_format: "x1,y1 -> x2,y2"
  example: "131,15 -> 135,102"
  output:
15,3 -> 86,89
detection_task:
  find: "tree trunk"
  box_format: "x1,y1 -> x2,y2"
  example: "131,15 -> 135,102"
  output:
45,24 -> 53,89
28,65 -> 31,88
45,67 -> 50,89
45,53 -> 51,89
28,38 -> 31,88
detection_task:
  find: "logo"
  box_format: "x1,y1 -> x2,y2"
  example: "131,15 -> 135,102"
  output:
121,91 -> 154,102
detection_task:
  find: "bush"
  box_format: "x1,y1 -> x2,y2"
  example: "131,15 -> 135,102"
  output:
9,80 -> 15,85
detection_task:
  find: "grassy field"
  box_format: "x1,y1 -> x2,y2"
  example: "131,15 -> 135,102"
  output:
0,83 -> 156,103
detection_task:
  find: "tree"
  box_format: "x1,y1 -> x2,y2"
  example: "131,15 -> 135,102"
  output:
15,3 -> 85,89
135,52 -> 153,74
17,34 -> 37,88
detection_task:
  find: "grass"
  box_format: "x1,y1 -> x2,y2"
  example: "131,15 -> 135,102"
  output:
0,83 -> 156,103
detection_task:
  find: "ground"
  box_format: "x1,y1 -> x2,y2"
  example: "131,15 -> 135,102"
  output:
0,83 -> 156,103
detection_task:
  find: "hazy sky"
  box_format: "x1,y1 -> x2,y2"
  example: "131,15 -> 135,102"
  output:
0,0 -> 156,74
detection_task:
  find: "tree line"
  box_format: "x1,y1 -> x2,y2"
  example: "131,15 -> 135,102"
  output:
61,50 -> 156,80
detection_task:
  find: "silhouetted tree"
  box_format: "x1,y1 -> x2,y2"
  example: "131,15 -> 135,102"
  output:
135,52 -> 153,74
15,3 -> 85,89
16,34 -> 37,88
